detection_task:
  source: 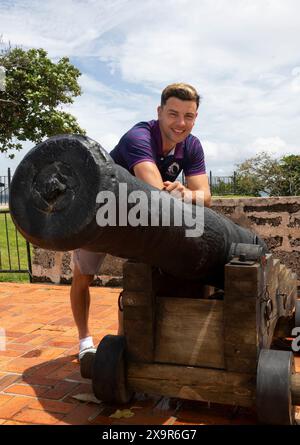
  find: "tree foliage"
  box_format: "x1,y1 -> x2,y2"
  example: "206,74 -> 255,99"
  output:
235,152 -> 300,196
0,45 -> 85,157
278,155 -> 300,196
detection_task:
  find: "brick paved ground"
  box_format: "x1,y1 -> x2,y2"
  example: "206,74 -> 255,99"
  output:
0,282 -> 299,425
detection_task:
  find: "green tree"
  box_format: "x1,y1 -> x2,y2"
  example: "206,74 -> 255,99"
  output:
0,46 -> 85,158
235,152 -> 283,196
235,152 -> 300,196
279,155 -> 300,196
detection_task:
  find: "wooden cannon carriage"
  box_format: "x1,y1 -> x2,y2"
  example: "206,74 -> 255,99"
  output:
81,245 -> 300,425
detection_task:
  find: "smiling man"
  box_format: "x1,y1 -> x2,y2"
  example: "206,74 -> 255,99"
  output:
110,83 -> 211,205
71,83 -> 211,364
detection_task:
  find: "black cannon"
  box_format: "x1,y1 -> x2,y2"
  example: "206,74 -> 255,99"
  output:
9,135 -> 300,424
9,134 -> 267,289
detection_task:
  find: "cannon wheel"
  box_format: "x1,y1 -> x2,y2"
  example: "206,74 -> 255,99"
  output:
92,335 -> 133,404
257,349 -> 296,425
295,299 -> 300,328
80,352 -> 95,379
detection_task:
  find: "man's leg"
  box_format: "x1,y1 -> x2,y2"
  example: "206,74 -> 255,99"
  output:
71,249 -> 106,358
70,264 -> 94,341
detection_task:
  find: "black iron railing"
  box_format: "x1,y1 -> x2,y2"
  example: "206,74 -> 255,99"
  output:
0,208 -> 32,282
209,171 -> 237,195
182,170 -> 237,196
0,168 -> 10,206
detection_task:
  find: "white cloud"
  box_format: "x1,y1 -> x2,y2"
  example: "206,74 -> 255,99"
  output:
1,0 -> 300,175
68,74 -> 157,150
291,73 -> 300,92
100,0 -> 300,85
250,137 -> 288,157
0,0 -> 147,57
203,135 -> 298,175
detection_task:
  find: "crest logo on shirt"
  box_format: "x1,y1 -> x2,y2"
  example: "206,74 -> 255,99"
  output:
167,162 -> 180,177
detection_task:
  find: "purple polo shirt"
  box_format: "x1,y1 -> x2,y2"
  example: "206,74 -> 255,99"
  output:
110,120 -> 206,182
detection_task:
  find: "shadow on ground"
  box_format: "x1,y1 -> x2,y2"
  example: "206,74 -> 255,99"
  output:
22,355 -> 258,425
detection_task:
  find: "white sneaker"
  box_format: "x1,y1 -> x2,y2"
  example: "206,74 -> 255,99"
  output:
78,346 -> 97,361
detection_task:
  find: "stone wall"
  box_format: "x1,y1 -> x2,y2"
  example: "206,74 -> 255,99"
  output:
32,250 -> 124,286
211,196 -> 300,280
32,196 -> 300,285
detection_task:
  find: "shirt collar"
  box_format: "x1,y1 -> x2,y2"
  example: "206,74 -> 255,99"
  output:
152,120 -> 184,159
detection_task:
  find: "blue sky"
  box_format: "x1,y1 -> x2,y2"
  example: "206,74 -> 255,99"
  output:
1,0 -> 300,176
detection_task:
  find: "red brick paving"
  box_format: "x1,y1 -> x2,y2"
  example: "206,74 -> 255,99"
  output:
0,282 -> 299,425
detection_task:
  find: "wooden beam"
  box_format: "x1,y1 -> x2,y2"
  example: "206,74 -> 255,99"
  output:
123,261 -> 153,292
224,261 -> 261,372
127,362 -> 256,408
122,261 -> 155,362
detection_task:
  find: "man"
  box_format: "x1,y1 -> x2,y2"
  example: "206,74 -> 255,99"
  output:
71,83 -> 211,361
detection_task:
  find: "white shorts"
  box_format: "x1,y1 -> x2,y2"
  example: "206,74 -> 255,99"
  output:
73,249 -> 106,275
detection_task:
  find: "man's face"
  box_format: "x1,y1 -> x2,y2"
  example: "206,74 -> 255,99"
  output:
157,97 -> 198,147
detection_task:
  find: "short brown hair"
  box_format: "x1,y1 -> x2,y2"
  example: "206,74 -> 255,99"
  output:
161,83 -> 200,109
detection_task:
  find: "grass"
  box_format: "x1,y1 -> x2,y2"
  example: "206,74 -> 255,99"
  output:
212,195 -> 254,199
0,209 -> 32,283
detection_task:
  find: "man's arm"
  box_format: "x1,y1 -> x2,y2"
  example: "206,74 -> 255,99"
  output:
164,174 -> 212,207
133,162 -> 211,207
133,161 -> 165,189
186,174 -> 212,207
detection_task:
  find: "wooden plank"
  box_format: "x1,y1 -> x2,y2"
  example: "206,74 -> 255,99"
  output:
224,260 -> 261,372
260,258 -> 284,348
123,261 -> 153,292
224,342 -> 258,358
226,280 -> 262,298
224,262 -> 262,282
124,316 -> 155,363
277,284 -> 298,319
124,305 -> 153,321
227,299 -> 257,313
154,298 -> 225,369
122,262 -> 156,363
223,342 -> 258,373
223,357 -> 257,374
272,274 -> 297,341
123,302 -> 155,362
288,274 -> 298,315
122,290 -> 153,307
277,266 -> 290,317
224,307 -> 257,330
277,267 -> 298,317
225,255 -> 288,355
223,326 -> 258,345
266,258 -> 280,302
127,363 -> 256,408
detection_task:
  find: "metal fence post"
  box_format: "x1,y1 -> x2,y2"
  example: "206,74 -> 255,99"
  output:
8,167 -> 11,192
209,170 -> 213,195
233,171 -> 237,195
26,241 -> 32,283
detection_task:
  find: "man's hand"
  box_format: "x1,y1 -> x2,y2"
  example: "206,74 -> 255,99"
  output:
163,180 -> 201,204
163,180 -> 186,198
164,177 -> 211,207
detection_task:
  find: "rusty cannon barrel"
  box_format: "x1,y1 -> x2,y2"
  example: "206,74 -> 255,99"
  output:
9,134 -> 267,288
